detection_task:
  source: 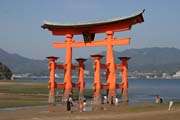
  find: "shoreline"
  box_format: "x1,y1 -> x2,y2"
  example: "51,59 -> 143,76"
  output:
1,80 -> 180,120
1,80 -> 180,108
0,103 -> 180,120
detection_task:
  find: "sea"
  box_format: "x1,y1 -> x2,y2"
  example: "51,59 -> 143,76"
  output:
15,77 -> 180,103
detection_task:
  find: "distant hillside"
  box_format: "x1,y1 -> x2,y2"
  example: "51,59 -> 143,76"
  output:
0,48 -> 48,74
0,47 -> 180,74
85,47 -> 180,74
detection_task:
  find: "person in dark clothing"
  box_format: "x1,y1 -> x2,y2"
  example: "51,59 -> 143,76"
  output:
66,95 -> 73,111
111,96 -> 114,105
160,97 -> 163,103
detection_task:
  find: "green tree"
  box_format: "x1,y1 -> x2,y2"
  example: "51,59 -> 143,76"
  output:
0,62 -> 12,80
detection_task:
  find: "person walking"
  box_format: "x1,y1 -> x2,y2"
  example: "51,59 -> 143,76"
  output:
66,94 -> 73,112
168,101 -> 174,111
111,96 -> 114,105
155,95 -> 159,104
160,97 -> 163,103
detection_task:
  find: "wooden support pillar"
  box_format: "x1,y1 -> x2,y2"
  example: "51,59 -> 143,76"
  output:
47,56 -> 59,104
119,57 -> 130,102
91,54 -> 104,104
76,58 -> 87,99
63,34 -> 73,101
106,31 -> 117,102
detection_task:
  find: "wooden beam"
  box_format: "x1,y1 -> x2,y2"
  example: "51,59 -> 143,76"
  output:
53,37 -> 130,48
116,64 -> 124,70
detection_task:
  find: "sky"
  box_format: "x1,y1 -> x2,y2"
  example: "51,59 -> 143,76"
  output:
0,0 -> 180,62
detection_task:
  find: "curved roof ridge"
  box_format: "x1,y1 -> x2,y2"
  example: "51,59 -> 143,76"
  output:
42,9 -> 145,27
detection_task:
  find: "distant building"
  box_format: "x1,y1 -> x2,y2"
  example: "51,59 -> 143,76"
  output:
173,71 -> 180,78
162,73 -> 171,79
84,70 -> 90,76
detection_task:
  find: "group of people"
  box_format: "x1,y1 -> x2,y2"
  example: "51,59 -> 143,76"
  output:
155,95 -> 174,111
66,94 -> 175,112
79,97 -> 87,112
66,94 -> 120,112
103,96 -> 118,105
66,94 -> 87,112
155,95 -> 163,104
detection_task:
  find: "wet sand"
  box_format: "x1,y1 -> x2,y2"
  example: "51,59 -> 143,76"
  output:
0,103 -> 180,120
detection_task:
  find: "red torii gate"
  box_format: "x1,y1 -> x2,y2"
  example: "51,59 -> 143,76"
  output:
42,10 -> 144,104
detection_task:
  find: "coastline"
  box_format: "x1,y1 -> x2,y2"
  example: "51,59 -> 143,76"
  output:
0,80 -> 180,119
0,103 -> 180,120
1,79 -> 180,108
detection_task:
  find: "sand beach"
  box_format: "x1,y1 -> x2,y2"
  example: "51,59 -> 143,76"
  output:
0,103 -> 180,120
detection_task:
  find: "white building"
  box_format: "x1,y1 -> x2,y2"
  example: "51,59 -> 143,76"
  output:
172,71 -> 180,78
84,70 -> 90,76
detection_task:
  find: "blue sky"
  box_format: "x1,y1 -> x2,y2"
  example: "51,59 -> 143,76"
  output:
0,0 -> 180,61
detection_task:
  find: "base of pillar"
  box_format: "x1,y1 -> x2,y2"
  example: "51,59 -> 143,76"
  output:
122,96 -> 128,102
79,93 -> 84,100
62,94 -> 68,102
122,94 -> 128,102
93,96 -> 102,104
48,94 -> 55,103
48,103 -> 56,112
107,90 -> 116,104
122,89 -> 128,102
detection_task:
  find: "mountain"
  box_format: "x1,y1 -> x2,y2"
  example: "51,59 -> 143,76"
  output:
0,47 -> 180,74
85,47 -> 180,74
0,48 -> 48,74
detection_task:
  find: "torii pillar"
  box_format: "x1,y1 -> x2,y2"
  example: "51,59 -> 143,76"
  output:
75,58 -> 87,99
119,57 -> 131,102
91,54 -> 104,104
106,31 -> 117,102
63,34 -> 73,101
47,56 -> 59,104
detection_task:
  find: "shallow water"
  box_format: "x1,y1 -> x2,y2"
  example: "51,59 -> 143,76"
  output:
15,78 -> 180,103
128,79 -> 180,103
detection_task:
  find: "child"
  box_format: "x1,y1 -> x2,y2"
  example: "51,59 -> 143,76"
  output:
79,98 -> 83,112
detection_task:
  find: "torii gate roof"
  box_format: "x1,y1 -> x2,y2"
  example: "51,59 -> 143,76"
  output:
41,10 -> 144,35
